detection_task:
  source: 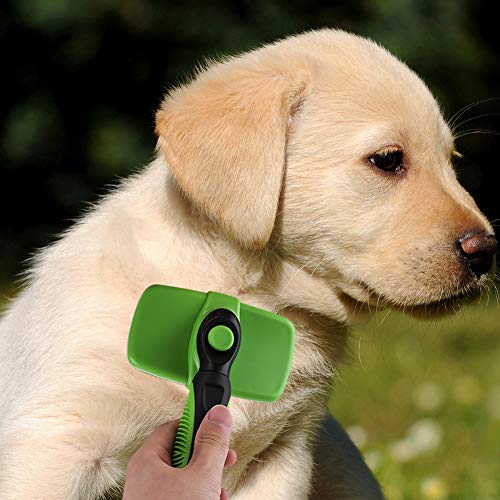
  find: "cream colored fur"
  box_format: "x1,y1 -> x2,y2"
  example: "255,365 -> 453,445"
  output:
0,29 -> 493,499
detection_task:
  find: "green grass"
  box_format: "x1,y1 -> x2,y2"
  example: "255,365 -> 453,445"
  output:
330,298 -> 500,500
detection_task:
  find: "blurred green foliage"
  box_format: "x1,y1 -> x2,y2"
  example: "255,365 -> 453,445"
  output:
331,299 -> 500,499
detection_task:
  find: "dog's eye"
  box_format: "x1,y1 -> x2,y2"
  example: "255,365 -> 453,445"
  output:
368,149 -> 403,172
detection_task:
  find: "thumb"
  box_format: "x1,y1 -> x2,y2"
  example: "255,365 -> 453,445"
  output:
190,405 -> 232,478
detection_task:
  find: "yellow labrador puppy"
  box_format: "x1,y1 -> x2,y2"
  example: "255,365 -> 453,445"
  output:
0,29 -> 496,499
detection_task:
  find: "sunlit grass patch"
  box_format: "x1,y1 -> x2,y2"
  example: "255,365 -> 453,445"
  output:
330,298 -> 500,499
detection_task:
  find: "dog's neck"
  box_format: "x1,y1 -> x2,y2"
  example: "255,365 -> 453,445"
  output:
127,159 -> 364,361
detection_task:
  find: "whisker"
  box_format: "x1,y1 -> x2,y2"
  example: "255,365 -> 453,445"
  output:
357,336 -> 366,373
452,113 -> 500,134
309,258 -> 324,280
447,98 -> 500,130
493,282 -> 500,305
378,309 -> 392,326
454,129 -> 500,140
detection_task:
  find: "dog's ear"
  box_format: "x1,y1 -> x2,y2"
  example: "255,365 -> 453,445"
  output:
155,58 -> 310,249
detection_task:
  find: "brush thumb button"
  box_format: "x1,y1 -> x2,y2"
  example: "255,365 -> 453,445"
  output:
207,325 -> 234,351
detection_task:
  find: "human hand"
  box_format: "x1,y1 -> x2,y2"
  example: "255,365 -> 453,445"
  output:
123,405 -> 237,500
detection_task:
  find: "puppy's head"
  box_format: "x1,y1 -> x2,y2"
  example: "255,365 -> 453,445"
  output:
156,29 -> 497,317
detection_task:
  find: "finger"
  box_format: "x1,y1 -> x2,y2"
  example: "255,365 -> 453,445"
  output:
224,449 -> 237,468
190,405 -> 232,476
220,488 -> 229,500
139,419 -> 180,464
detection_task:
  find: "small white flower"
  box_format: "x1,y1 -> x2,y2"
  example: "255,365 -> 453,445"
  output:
389,437 -> 418,462
346,425 -> 367,448
414,382 -> 444,412
407,418 -> 442,453
364,450 -> 381,471
389,418 -> 442,463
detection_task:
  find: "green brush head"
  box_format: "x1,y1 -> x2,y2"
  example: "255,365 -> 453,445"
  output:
127,285 -> 295,467
128,285 -> 295,401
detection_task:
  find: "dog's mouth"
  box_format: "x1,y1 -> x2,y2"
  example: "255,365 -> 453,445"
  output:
342,278 -> 485,319
391,286 -> 483,318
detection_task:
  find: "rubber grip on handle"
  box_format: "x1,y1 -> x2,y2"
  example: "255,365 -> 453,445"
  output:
171,383 -> 195,468
172,308 -> 240,468
172,371 -> 231,468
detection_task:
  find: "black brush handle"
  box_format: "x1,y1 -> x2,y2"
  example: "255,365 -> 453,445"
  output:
188,308 -> 241,460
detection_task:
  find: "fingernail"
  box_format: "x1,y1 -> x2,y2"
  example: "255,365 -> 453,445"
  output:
207,405 -> 232,429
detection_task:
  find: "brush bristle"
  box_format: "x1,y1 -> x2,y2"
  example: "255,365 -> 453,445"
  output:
172,389 -> 194,468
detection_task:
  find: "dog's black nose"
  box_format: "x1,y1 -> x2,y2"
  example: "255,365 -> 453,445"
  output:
458,231 -> 497,278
